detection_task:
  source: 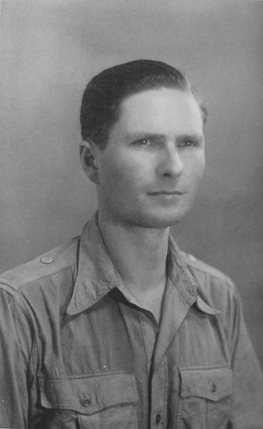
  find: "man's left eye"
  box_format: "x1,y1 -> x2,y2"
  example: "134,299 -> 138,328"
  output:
178,139 -> 198,148
185,140 -> 195,147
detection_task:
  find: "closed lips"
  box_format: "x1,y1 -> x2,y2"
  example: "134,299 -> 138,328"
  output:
148,191 -> 184,195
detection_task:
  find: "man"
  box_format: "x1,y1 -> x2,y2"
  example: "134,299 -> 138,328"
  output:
0,59 -> 262,428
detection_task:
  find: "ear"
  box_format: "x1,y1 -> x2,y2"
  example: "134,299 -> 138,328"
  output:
80,140 -> 100,184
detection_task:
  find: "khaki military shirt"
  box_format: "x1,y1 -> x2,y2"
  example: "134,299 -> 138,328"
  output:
0,216 -> 263,428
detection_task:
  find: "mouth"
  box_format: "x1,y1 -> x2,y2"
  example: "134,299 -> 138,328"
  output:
148,190 -> 184,196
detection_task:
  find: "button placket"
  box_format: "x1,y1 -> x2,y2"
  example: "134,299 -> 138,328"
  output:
155,413 -> 161,424
151,358 -> 167,427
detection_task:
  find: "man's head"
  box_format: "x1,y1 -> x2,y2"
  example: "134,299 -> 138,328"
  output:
80,59 -> 207,149
80,60 -> 207,228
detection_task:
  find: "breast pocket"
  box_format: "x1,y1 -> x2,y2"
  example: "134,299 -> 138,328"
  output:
38,372 -> 139,429
177,367 -> 232,429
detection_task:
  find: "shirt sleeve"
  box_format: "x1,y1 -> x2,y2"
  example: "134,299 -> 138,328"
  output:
0,286 -> 34,429
229,284 -> 263,428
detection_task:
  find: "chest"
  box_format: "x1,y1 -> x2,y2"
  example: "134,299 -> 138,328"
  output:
33,294 -> 232,429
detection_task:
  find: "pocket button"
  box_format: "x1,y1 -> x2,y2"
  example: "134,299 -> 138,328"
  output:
211,383 -> 217,393
81,397 -> 91,407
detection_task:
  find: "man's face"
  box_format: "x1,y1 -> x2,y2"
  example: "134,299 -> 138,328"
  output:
95,87 -> 205,228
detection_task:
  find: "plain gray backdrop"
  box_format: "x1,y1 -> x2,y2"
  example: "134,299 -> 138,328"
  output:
0,0 -> 263,365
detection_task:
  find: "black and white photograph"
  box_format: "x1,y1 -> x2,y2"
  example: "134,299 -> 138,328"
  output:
0,1 -> 262,427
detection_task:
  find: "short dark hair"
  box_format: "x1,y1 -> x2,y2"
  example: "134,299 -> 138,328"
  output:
80,59 -> 208,149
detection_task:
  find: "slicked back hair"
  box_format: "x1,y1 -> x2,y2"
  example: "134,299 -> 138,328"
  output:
80,59 -> 207,149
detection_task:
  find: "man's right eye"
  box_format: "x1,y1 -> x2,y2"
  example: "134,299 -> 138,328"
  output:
132,137 -> 159,148
133,138 -> 151,146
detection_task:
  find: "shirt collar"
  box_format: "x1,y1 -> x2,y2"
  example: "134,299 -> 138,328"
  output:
66,215 -> 123,315
167,238 -> 219,315
66,215 -> 218,316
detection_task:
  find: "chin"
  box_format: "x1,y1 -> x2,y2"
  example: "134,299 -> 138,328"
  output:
127,209 -> 188,229
148,215 -> 185,229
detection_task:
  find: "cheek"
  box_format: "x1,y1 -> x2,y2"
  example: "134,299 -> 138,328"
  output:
185,155 -> 205,186
102,153 -> 150,188
100,160 -> 137,199
195,158 -> 205,179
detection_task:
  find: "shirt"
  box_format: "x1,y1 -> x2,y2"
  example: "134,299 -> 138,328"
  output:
0,215 -> 263,429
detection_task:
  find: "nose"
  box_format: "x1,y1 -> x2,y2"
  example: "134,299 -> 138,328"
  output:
156,145 -> 183,178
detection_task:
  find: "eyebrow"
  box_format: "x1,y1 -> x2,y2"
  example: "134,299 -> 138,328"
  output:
176,133 -> 204,142
124,132 -> 165,141
125,132 -> 204,142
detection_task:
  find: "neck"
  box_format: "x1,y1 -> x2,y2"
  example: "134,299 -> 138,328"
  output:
97,213 -> 170,294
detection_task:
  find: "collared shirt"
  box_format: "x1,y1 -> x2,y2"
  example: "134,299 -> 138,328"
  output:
0,216 -> 263,429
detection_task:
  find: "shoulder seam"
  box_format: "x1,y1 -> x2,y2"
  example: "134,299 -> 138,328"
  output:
183,253 -> 233,285
189,263 -> 233,285
0,263 -> 76,292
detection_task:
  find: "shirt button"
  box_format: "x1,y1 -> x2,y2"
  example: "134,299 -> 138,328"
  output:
81,398 -> 91,407
155,414 -> 161,424
188,286 -> 196,296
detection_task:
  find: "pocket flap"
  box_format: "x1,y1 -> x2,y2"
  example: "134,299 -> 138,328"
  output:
38,372 -> 138,414
179,367 -> 232,401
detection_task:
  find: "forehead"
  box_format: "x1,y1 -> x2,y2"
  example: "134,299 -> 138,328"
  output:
116,88 -> 204,135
